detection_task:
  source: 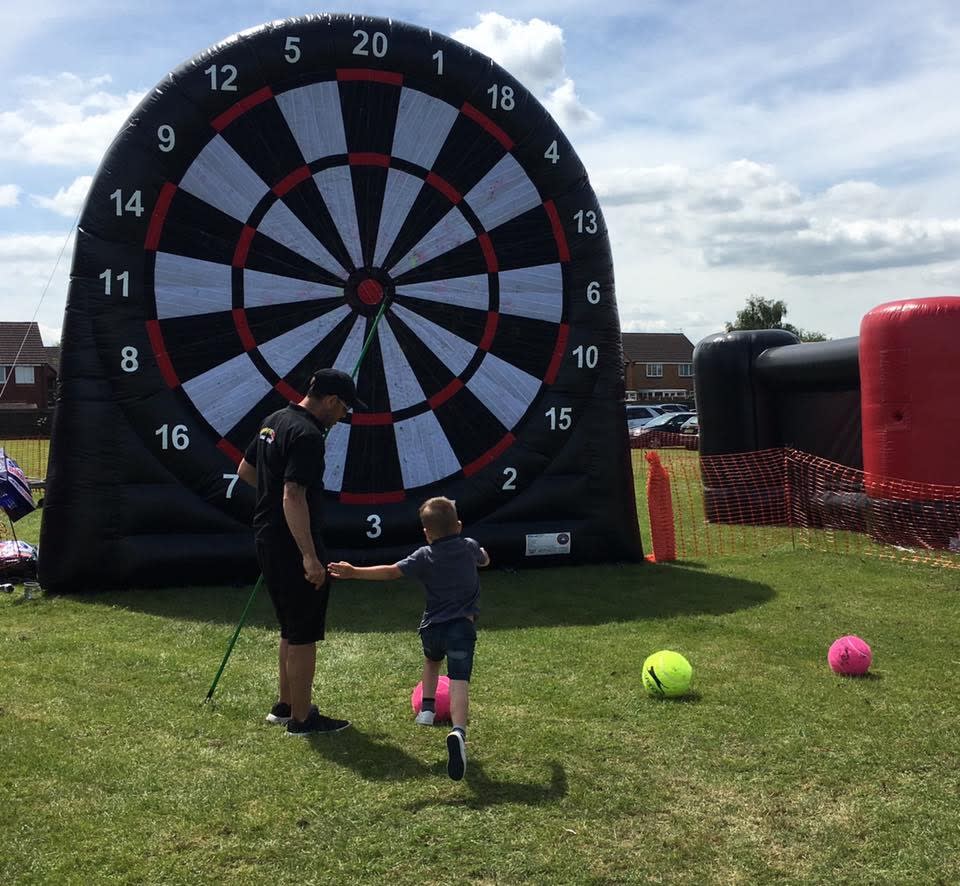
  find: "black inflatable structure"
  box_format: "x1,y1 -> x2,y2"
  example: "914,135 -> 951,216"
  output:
39,15 -> 643,592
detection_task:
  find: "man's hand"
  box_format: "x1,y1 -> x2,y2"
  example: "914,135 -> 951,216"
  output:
327,561 -> 356,580
303,554 -> 326,588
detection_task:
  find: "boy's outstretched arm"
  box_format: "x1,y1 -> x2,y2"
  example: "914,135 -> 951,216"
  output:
328,561 -> 403,581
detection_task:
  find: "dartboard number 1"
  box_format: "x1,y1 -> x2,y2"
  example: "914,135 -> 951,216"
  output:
546,407 -> 573,430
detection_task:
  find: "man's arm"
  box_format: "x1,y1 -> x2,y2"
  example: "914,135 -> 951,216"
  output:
282,481 -> 325,587
478,547 -> 491,568
327,562 -> 403,581
238,458 -> 256,488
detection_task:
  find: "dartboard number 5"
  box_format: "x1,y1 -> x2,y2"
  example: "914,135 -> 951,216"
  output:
284,36 -> 301,63
546,407 -> 573,430
366,514 -> 382,538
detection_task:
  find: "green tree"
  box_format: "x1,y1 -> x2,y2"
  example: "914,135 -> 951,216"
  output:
725,295 -> 827,342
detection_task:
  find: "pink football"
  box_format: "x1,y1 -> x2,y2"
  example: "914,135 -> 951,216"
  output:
410,675 -> 451,720
828,635 -> 873,676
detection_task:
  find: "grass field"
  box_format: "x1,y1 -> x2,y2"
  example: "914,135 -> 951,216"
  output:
3,497 -> 960,883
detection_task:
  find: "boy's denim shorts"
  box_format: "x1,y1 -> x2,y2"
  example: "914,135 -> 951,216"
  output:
420,617 -> 477,681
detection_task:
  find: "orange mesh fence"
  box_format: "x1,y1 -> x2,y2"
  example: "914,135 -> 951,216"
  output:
632,443 -> 960,569
0,438 -> 49,484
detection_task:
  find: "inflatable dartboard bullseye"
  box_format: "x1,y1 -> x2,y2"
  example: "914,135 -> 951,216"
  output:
39,14 -> 643,591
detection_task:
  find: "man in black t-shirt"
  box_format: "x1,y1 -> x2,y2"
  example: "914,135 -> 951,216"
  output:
238,368 -> 364,736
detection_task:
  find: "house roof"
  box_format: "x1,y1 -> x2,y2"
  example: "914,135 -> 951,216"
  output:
622,332 -> 695,363
0,322 -> 56,367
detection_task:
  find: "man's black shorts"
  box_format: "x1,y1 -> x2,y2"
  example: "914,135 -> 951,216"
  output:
256,538 -> 330,645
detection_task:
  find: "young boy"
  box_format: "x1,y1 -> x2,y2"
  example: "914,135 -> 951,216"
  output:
327,496 -> 489,780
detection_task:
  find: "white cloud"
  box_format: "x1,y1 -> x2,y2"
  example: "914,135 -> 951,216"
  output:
30,176 -> 92,219
0,232 -> 73,337
0,73 -> 143,167
0,185 -> 21,207
452,13 -> 599,130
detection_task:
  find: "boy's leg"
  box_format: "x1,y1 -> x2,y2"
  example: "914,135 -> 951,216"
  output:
416,657 -> 442,724
449,679 -> 469,730
444,618 -> 475,781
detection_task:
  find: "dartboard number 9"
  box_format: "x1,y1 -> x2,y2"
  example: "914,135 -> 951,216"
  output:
74,15 -> 617,551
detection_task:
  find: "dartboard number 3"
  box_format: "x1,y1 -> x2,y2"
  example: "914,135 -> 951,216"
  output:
573,345 -> 599,369
204,64 -> 238,91
353,30 -> 387,57
574,209 -> 598,234
502,467 -> 518,491
100,269 -> 129,297
155,423 -> 189,450
546,407 -> 573,431
366,514 -> 382,538
110,190 -> 143,217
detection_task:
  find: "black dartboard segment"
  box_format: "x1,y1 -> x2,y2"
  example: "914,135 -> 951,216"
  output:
40,14 -> 643,591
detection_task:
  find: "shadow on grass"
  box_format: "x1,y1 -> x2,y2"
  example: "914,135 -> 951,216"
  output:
307,727 -> 567,809
65,562 -> 774,633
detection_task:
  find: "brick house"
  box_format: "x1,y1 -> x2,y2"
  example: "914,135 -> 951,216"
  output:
622,332 -> 695,402
0,322 -> 60,409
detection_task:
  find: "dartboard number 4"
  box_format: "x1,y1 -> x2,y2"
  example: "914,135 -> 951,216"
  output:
100,269 -> 129,297
546,407 -> 573,430
573,345 -> 599,369
574,209 -> 597,234
155,423 -> 189,450
366,514 -> 383,539
110,190 -> 143,217
544,141 -> 559,164
353,30 -> 387,57
204,64 -> 238,91
502,467 -> 518,491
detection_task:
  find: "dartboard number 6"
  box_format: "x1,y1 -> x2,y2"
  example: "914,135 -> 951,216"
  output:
587,281 -> 600,304
155,423 -> 189,450
353,30 -> 387,57
366,514 -> 382,539
546,407 -> 573,431
100,269 -> 129,297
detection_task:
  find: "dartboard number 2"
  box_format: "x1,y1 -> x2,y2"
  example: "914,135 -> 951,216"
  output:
546,407 -> 573,430
353,30 -> 387,57
366,514 -> 382,538
502,467 -> 518,491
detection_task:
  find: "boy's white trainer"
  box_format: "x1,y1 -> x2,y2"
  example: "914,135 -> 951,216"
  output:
415,710 -> 435,726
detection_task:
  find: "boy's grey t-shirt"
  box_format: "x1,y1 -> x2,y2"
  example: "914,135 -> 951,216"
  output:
397,534 -> 483,629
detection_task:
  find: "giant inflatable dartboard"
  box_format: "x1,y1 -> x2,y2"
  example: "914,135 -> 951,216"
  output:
40,15 -> 643,591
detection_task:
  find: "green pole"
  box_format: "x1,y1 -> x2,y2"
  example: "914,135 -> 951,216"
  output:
204,299 -> 391,702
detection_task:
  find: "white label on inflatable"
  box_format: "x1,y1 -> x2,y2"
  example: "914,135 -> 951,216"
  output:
525,532 -> 572,557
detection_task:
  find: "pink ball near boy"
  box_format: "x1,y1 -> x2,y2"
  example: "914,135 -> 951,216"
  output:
411,675 -> 451,721
828,635 -> 873,676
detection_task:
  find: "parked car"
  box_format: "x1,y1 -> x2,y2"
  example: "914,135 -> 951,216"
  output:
630,412 -> 696,448
625,404 -> 664,427
653,403 -> 690,413
680,415 -> 699,435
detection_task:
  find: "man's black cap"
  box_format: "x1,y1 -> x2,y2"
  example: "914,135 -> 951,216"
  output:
307,368 -> 367,410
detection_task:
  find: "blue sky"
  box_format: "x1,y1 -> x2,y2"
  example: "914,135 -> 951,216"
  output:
2,0 -> 960,344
